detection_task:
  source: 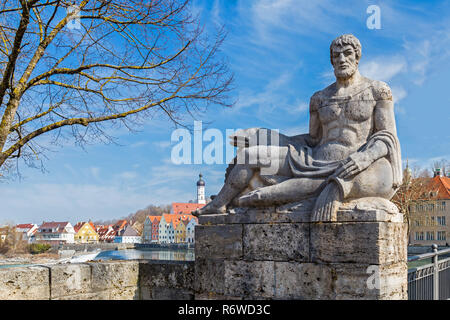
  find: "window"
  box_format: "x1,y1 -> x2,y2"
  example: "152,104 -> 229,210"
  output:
416,232 -> 424,241
437,231 -> 446,241
426,231 -> 434,241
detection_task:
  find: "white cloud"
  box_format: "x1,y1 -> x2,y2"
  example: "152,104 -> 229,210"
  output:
359,56 -> 407,82
153,141 -> 171,149
129,141 -> 147,148
117,171 -> 137,180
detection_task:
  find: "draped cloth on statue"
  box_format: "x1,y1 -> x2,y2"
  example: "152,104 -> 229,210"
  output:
278,129 -> 402,197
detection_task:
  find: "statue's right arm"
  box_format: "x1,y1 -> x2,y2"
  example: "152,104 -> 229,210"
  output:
289,94 -> 321,147
306,94 -> 322,147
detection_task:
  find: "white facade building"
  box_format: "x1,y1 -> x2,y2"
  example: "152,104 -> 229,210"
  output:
36,222 -> 75,244
185,218 -> 198,243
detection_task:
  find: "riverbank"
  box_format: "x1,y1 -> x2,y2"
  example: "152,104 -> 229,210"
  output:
0,252 -> 60,266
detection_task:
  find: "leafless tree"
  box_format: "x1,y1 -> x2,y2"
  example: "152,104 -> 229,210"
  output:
432,159 -> 449,176
0,0 -> 233,177
391,165 -> 432,237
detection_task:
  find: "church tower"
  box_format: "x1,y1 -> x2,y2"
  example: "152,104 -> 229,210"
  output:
197,173 -> 206,204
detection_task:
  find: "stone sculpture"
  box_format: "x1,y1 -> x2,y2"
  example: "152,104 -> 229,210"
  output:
194,34 -> 402,222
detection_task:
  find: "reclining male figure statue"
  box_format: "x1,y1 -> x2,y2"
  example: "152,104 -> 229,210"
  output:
194,34 -> 402,222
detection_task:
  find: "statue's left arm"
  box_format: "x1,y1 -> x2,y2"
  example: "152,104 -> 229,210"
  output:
336,82 -> 395,179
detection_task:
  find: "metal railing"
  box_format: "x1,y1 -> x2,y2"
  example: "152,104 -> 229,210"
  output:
408,244 -> 450,300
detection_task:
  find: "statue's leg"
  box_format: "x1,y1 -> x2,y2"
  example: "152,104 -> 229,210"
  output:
195,164 -> 254,215
312,157 -> 394,222
311,181 -> 342,222
238,177 -> 324,207
194,145 -> 290,216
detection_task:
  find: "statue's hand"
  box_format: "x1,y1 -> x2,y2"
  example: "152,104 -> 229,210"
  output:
335,151 -> 373,179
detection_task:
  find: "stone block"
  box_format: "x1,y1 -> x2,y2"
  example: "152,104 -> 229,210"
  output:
53,291 -> 110,300
195,225 -> 243,259
310,221 -> 407,265
88,260 -> 139,291
0,266 -> 50,300
224,260 -> 275,298
139,261 -> 194,290
331,262 -> 408,300
195,293 -> 242,300
50,263 -> 92,299
194,258 -> 225,295
151,287 -> 194,300
243,223 -> 309,261
198,207 -> 310,225
274,262 -> 335,299
109,286 -> 140,300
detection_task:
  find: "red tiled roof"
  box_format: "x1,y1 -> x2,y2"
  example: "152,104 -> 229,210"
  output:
427,176 -> 450,199
172,202 -> 205,215
73,222 -> 84,233
16,224 -> 35,229
113,220 -> 128,231
39,221 -> 70,233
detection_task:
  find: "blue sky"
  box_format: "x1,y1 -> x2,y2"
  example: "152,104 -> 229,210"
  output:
1,0 -> 450,225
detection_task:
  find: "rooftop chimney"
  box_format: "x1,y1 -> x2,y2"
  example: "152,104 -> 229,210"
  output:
434,168 -> 442,177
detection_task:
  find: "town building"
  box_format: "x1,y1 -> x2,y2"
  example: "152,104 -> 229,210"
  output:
174,218 -> 187,243
142,216 -> 161,244
409,169 -> 450,246
35,221 -> 75,244
95,225 -> 116,243
74,222 -> 99,244
159,214 -> 176,244
185,216 -> 198,244
114,225 -> 141,243
112,219 -> 128,235
15,224 -> 38,243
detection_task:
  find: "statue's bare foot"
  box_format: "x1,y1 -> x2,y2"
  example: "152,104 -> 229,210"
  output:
312,182 -> 342,222
192,203 -> 227,217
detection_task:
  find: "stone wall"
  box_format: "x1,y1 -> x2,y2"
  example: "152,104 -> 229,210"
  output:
54,242 -> 135,253
0,260 -> 194,300
194,204 -> 408,300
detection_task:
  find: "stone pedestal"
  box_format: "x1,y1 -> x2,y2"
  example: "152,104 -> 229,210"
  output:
194,198 -> 407,300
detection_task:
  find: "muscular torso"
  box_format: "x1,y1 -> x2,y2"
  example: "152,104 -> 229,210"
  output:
311,78 -> 383,161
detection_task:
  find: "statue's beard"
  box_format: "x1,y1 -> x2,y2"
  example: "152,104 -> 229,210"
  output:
334,64 -> 358,80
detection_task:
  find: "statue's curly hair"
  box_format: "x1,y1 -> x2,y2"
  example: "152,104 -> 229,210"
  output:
330,34 -> 362,65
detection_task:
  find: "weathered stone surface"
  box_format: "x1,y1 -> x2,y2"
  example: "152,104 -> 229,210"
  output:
243,223 -> 309,261
88,260 -> 139,291
194,258 -> 225,295
195,225 -> 243,259
109,286 -> 140,300
274,262 -> 335,299
272,261 -> 407,300
53,291 -> 111,300
310,221 -> 407,265
224,260 -> 275,298
198,204 -> 402,226
195,293 -> 242,300
0,260 -> 196,300
151,287 -> 194,300
0,266 -> 50,300
336,210 -> 403,223
331,262 -> 407,300
50,264 -> 91,298
139,261 -> 194,291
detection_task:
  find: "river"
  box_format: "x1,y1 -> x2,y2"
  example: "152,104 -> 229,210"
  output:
93,248 -> 195,262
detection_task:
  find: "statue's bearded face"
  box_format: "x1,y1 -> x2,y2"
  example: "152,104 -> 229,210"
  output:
331,45 -> 359,79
